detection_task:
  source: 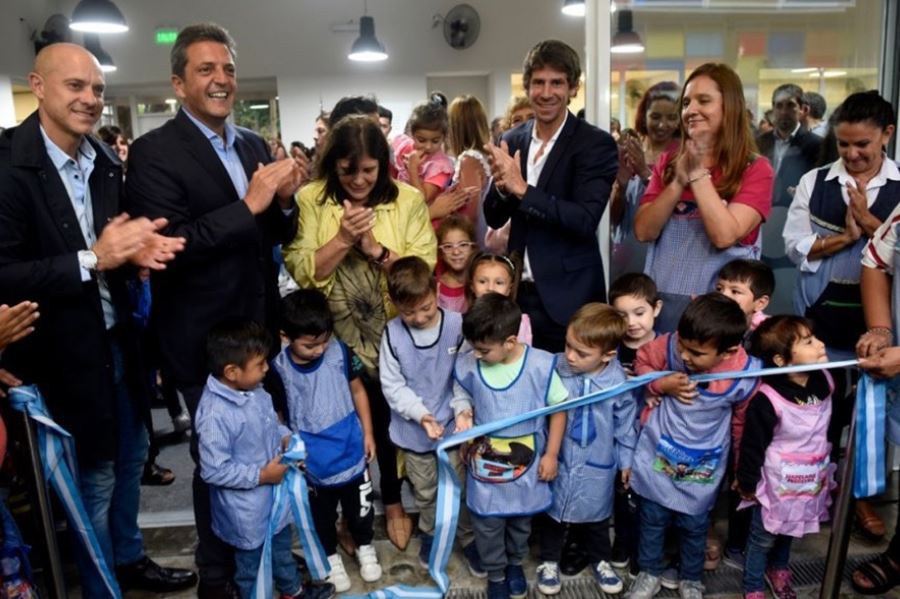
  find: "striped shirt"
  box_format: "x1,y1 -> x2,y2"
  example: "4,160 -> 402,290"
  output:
862,203 -> 900,272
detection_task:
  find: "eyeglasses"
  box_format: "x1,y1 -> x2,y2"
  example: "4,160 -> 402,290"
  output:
439,241 -> 476,252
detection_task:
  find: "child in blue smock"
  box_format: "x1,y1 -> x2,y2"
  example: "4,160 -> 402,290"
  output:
536,304 -> 637,596
272,289 -> 381,593
452,293 -> 568,599
195,318 -> 335,599
378,257 -> 484,576
628,294 -> 760,599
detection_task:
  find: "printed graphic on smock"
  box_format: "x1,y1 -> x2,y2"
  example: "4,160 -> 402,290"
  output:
775,452 -> 829,497
653,434 -> 722,484
466,434 -> 536,483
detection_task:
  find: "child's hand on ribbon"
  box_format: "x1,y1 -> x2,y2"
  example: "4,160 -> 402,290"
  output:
420,414 -> 445,440
259,454 -> 289,485
657,373 -> 698,404
538,453 -> 559,481
455,410 -> 473,433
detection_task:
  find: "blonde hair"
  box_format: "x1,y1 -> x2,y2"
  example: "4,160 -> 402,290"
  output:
448,95 -> 491,156
568,303 -> 627,353
503,96 -> 532,130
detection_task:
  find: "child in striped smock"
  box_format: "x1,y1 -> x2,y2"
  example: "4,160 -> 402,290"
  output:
271,289 -> 381,593
536,304 -> 637,596
628,294 -> 761,599
452,293 -> 568,599
378,256 -> 484,577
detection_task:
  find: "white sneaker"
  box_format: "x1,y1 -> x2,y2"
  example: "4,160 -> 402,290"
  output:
356,544 -> 383,583
326,553 -> 351,592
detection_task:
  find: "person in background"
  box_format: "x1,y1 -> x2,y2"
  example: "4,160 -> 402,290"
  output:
392,97 -> 455,213
97,124 -> 129,165
446,94 -> 492,234
377,105 -> 393,140
504,96 -> 534,131
314,111 -> 330,155
803,91 -> 829,138
610,81 -> 680,277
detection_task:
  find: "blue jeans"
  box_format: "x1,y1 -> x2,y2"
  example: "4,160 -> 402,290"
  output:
638,497 -> 708,582
76,338 -> 150,598
234,526 -> 301,599
743,506 -> 792,593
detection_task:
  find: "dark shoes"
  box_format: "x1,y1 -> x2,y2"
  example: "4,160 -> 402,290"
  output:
116,556 -> 198,593
141,462 -> 176,486
197,579 -> 241,599
283,582 -> 337,599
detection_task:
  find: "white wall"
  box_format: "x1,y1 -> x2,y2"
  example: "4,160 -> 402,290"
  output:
0,77 -> 15,128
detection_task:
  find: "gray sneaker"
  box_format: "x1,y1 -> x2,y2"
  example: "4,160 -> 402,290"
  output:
659,566 -> 679,590
626,572 -> 661,599
678,580 -> 704,599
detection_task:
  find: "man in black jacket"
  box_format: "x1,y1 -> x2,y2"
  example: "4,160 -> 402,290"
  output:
125,23 -> 306,599
0,43 -> 194,596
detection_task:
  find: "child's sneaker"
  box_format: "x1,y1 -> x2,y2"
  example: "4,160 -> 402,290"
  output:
723,546 -> 745,570
506,564 -> 527,599
326,554 -> 351,593
536,561 -> 561,595
660,566 -> 679,590
356,544 -> 382,583
678,580 -> 704,599
418,534 -> 433,569
765,567 -> 797,599
744,593 -> 766,599
626,572 -> 661,599
592,561 -> 623,594
463,542 -> 487,578
282,581 -> 337,599
488,579 -> 510,599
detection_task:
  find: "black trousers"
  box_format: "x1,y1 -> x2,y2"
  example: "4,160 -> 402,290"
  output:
361,372 -> 403,505
540,516 -> 612,564
310,471 -> 375,555
517,281 -> 567,353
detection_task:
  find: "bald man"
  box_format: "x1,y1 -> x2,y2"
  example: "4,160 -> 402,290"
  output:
0,43 -> 196,596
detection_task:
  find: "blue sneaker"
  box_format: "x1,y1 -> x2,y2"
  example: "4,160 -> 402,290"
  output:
463,542 -> 487,578
723,546 -> 745,570
418,533 -> 434,569
488,579 -> 510,599
506,564 -> 527,599
536,561 -> 561,595
592,561 -> 623,594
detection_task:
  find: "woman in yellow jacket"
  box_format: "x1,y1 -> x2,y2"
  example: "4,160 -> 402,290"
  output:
283,115 -> 436,551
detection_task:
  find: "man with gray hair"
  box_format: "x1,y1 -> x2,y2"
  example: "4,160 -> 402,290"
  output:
126,23 -> 310,599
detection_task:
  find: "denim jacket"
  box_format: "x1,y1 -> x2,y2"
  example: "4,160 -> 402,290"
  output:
196,375 -> 292,550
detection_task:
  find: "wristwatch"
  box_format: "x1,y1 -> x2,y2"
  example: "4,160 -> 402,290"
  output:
78,250 -> 99,271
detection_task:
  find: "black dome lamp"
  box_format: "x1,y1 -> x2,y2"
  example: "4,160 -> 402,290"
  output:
611,10 -> 644,54
349,0 -> 387,62
70,0 -> 128,34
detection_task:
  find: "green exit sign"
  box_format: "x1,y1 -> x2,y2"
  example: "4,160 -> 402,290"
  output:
155,29 -> 178,45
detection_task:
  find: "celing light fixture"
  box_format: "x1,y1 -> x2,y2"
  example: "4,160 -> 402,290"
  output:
70,0 -> 128,33
83,35 -> 116,72
561,0 -> 585,17
611,9 -> 645,54
349,0 -> 387,62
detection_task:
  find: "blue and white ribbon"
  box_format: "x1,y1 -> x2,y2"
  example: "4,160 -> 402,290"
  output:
254,434 -> 330,599
7,385 -> 122,599
344,585 -> 445,599
854,374 -> 887,498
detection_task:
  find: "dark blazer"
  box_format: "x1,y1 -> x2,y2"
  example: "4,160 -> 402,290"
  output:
756,127 -> 822,210
484,113 -> 618,325
125,109 -> 296,387
0,111 -> 146,465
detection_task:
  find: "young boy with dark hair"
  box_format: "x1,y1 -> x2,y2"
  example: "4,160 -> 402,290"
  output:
378,256 -> 484,576
627,294 -> 761,599
714,259 -> 774,333
196,318 -> 335,599
272,289 -> 380,593
609,273 -> 663,375
536,304 -> 637,596
453,293 -> 568,599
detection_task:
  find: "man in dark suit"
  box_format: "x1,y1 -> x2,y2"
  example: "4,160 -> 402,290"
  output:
125,24 -> 310,599
484,40 -> 618,351
0,43 -> 194,596
755,83 -> 822,313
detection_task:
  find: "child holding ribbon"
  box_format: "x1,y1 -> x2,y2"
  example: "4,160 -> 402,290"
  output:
535,303 -> 637,596
272,289 -> 381,593
195,318 -> 335,599
737,316 -> 834,599
452,293 -> 567,599
628,294 -> 761,599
